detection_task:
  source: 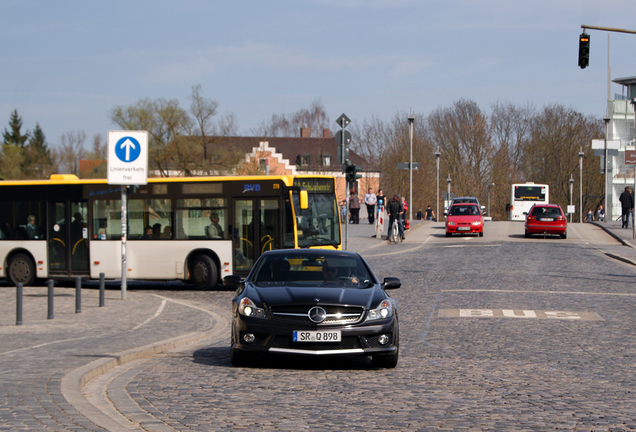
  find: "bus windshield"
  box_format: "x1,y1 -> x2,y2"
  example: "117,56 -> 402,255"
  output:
291,192 -> 341,248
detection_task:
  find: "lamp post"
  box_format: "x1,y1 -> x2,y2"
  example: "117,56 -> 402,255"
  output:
446,175 -> 452,218
407,110 -> 414,222
579,147 -> 584,223
603,116 -> 610,224
631,99 -> 636,239
487,183 -> 495,218
435,148 -> 441,222
569,176 -> 574,224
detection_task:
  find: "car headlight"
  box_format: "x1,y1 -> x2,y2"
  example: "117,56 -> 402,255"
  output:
366,299 -> 393,321
238,297 -> 266,318
447,221 -> 456,226
472,221 -> 482,226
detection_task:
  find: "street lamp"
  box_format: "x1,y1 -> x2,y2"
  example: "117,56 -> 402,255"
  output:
487,183 -> 495,218
579,147 -> 584,223
446,175 -> 452,218
435,148 -> 441,222
407,110 -> 415,222
569,176 -> 574,224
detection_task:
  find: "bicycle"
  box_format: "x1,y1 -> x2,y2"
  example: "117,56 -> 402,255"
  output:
390,219 -> 402,243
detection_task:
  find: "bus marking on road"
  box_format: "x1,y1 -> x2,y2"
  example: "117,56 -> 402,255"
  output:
438,309 -> 604,321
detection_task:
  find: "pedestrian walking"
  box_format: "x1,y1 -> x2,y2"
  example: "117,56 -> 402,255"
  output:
364,188 -> 377,224
586,209 -> 594,223
348,189 -> 360,224
596,205 -> 605,222
619,187 -> 634,228
425,205 -> 435,221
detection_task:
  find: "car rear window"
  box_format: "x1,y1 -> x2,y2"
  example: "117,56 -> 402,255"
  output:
531,207 -> 562,218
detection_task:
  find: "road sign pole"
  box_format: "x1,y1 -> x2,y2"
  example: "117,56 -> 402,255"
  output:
121,186 -> 127,299
343,119 -> 349,250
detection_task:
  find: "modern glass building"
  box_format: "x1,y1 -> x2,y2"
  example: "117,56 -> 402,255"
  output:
607,76 -> 636,221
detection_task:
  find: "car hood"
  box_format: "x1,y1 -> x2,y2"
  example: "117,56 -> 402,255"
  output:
244,283 -> 384,309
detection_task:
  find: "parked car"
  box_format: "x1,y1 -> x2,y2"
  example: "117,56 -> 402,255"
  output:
524,204 -> 567,239
227,249 -> 401,368
445,203 -> 484,237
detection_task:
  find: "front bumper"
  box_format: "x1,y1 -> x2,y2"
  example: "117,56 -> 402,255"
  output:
232,315 -> 398,357
446,225 -> 483,234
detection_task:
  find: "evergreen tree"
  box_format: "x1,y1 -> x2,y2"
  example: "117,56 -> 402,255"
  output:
23,123 -> 54,178
2,109 -> 30,147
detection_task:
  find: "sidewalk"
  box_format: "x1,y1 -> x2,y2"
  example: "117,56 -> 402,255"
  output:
590,219 -> 636,265
0,285 -> 225,431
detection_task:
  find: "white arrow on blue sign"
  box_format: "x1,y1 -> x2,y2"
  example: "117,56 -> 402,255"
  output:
108,130 -> 149,185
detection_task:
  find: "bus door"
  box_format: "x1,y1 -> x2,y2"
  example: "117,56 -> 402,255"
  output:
233,198 -> 281,273
47,201 -> 89,277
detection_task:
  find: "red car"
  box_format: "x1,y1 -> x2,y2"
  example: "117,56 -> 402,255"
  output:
445,203 -> 484,237
524,204 -> 567,239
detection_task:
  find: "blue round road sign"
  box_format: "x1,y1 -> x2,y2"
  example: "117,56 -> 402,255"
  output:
114,136 -> 141,163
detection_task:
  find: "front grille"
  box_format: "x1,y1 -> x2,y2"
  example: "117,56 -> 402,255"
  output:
270,305 -> 364,325
271,335 -> 361,351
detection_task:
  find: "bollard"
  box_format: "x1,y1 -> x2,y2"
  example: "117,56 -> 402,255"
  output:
47,279 -> 54,320
99,273 -> 105,307
16,283 -> 23,326
75,276 -> 81,314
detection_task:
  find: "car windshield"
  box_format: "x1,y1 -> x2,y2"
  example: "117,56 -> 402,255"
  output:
250,253 -> 374,286
450,205 -> 479,216
531,207 -> 562,218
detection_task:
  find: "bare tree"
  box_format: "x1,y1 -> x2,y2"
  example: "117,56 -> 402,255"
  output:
189,84 -> 219,161
525,104 -> 603,221
111,98 -> 190,176
57,131 -> 87,175
252,99 -> 330,137
427,100 -> 494,202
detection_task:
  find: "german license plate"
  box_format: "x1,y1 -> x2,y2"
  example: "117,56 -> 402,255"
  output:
293,330 -> 341,342
457,227 -> 470,231
540,218 -> 554,221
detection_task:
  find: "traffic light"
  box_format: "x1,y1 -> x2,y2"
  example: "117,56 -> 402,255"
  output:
345,162 -> 363,185
578,32 -> 590,69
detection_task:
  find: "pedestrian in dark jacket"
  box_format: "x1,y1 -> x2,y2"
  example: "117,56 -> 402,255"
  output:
619,186 -> 634,228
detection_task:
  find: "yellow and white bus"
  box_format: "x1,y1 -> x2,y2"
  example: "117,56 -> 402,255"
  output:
0,174 -> 341,288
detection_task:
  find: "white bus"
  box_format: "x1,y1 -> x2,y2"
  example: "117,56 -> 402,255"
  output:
508,182 -> 549,221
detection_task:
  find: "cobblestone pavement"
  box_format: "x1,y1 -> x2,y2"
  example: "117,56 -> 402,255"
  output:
2,220 -> 636,431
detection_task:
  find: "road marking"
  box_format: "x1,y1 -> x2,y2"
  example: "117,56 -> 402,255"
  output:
442,289 -> 636,297
132,299 -> 166,330
438,309 -> 604,321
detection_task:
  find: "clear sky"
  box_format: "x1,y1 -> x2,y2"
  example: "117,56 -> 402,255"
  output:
1,0 -> 635,147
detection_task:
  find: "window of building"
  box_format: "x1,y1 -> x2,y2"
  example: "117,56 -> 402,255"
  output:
322,155 -> 331,167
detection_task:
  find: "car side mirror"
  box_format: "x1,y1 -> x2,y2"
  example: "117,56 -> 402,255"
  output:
382,277 -> 401,290
223,275 -> 243,289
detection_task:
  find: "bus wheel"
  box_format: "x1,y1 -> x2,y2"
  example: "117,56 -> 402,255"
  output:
8,253 -> 36,286
191,255 -> 218,290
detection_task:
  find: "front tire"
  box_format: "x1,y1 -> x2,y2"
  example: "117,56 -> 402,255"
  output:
191,255 -> 218,290
8,253 -> 36,286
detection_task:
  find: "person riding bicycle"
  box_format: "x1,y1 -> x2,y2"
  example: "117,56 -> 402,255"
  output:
386,195 -> 405,242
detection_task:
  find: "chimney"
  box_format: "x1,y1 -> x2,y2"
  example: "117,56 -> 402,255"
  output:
323,128 -> 331,138
300,127 -> 311,138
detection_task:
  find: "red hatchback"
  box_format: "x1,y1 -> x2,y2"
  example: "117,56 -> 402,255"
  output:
524,204 -> 567,239
445,203 -> 484,237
